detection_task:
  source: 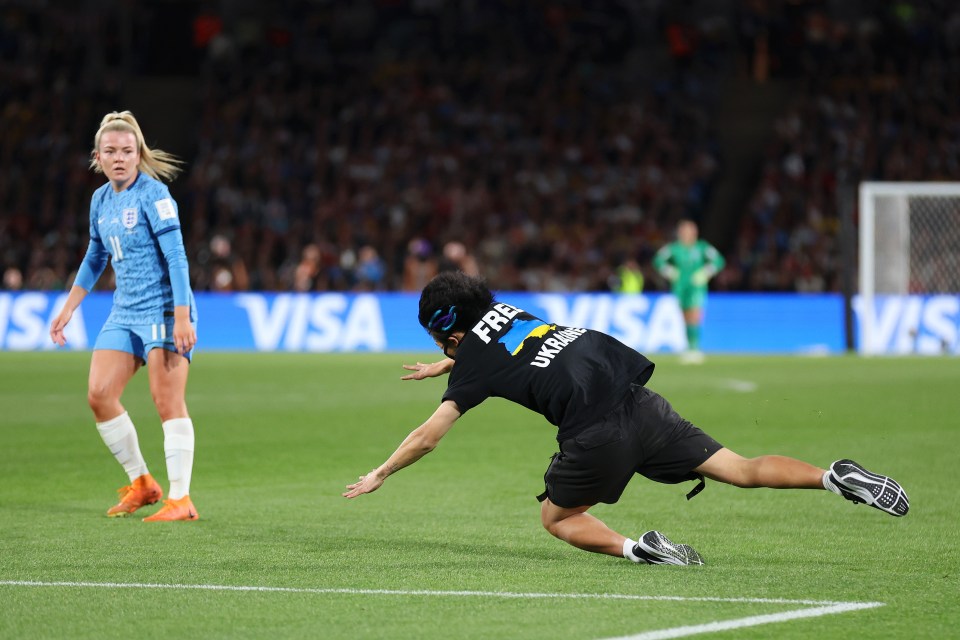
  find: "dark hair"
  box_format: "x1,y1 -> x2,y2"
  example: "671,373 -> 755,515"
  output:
418,271 -> 494,339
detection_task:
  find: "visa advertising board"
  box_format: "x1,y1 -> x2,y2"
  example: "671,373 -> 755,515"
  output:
0,291 -> 956,355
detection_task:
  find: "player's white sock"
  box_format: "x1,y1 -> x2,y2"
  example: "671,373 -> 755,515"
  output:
623,538 -> 643,563
162,418 -> 195,500
96,412 -> 149,482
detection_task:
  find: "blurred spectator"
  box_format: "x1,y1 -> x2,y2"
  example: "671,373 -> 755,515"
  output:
354,245 -> 386,291
197,234 -> 250,292
293,243 -> 322,292
609,257 -> 645,294
3,267 -> 23,291
438,241 -> 479,277
402,238 -> 438,292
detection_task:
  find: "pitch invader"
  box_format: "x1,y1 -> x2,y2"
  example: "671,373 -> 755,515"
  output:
50,111 -> 200,522
344,271 -> 908,565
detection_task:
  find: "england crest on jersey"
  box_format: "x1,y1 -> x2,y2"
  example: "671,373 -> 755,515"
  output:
122,208 -> 138,229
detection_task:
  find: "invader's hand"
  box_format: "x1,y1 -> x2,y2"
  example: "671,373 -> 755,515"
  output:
401,359 -> 453,380
401,362 -> 434,380
343,470 -> 384,498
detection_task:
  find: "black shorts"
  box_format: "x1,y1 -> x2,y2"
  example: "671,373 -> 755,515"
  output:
538,384 -> 723,508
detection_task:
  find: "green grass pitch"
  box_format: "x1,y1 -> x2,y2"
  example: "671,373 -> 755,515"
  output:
1,351 -> 958,639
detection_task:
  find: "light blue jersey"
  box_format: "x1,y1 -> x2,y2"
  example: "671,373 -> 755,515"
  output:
81,173 -> 196,326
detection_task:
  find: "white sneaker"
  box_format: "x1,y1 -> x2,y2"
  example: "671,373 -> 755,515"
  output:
824,459 -> 909,517
633,530 -> 704,565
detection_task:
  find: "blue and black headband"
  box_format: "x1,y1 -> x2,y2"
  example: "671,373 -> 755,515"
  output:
426,305 -> 458,333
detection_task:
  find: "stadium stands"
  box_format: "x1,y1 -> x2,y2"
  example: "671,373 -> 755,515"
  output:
1,1 -> 957,294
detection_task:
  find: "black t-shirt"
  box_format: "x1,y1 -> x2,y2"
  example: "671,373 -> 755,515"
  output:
442,302 -> 655,441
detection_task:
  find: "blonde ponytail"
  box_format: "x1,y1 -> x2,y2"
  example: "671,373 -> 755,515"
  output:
90,110 -> 184,181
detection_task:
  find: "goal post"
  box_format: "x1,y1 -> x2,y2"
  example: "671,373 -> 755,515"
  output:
858,182 -> 960,355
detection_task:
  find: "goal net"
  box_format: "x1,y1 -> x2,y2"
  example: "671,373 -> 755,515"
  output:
858,182 -> 960,355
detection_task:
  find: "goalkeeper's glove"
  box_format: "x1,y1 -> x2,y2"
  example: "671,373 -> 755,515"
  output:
692,269 -> 709,286
660,266 -> 679,283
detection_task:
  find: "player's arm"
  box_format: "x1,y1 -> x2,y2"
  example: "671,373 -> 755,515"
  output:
693,242 -> 726,285
149,191 -> 196,355
401,358 -> 455,380
653,245 -> 679,281
704,243 -> 725,273
50,237 -> 109,346
343,400 -> 461,498
157,228 -> 197,354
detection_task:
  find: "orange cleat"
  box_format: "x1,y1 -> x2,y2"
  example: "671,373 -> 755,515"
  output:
107,474 -> 163,517
142,495 -> 199,522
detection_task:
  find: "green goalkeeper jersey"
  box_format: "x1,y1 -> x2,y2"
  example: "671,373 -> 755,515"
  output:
653,239 -> 725,294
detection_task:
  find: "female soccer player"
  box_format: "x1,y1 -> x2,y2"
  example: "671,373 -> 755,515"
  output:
653,219 -> 725,363
344,271 -> 908,565
50,111 -> 199,522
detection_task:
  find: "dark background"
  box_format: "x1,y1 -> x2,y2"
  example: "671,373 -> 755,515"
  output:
1,0 -> 956,295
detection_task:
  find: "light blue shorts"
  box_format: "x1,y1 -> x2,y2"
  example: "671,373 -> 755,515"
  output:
94,320 -> 195,363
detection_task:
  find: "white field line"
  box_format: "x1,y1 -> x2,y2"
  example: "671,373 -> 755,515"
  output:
0,580 -> 869,605
716,378 -> 758,393
598,601 -> 884,640
0,580 -> 883,638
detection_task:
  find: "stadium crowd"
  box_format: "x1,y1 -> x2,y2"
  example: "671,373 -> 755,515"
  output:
2,1 -> 958,294
717,0 -> 960,293
183,0 -> 727,293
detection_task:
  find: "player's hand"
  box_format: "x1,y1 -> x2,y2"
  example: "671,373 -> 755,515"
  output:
343,470 -> 384,498
660,266 -> 679,283
692,269 -> 709,286
172,317 -> 197,355
49,308 -> 73,347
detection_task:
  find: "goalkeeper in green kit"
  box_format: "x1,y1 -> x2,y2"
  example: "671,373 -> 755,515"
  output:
653,220 -> 725,363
